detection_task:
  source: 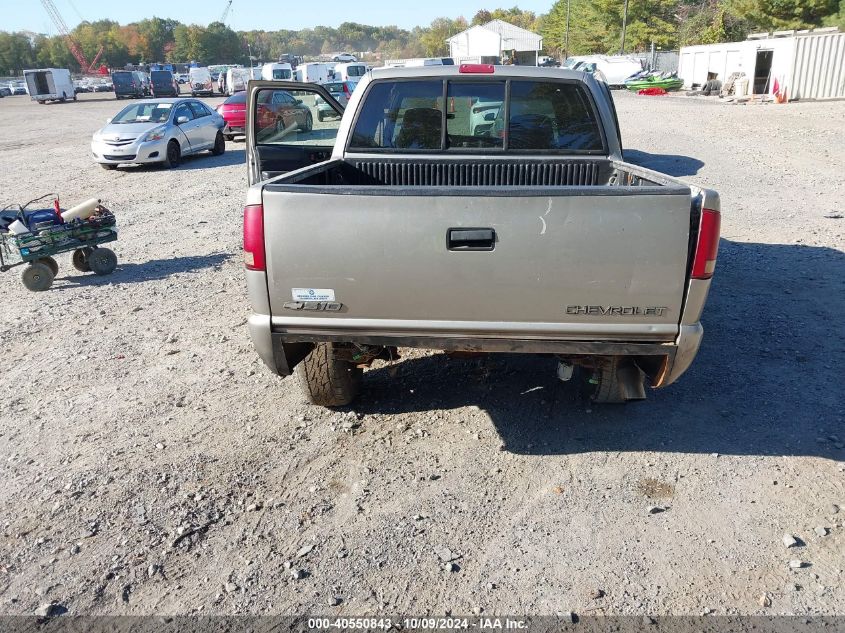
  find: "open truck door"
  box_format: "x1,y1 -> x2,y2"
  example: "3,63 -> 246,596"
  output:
246,80 -> 344,184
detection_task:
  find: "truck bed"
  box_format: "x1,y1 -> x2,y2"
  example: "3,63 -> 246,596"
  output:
258,156 -> 697,346
263,157 -> 680,190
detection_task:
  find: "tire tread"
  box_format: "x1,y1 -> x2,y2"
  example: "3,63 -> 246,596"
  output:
297,343 -> 361,407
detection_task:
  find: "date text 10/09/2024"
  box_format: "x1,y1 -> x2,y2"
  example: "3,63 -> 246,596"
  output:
307,618 -> 529,630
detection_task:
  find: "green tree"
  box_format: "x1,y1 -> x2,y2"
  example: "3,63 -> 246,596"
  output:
0,32 -> 35,75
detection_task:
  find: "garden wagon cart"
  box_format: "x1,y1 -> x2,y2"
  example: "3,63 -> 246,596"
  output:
0,195 -> 118,292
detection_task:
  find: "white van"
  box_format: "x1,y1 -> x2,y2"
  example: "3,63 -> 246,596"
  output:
294,63 -> 333,84
23,68 -> 74,103
226,67 -> 251,95
403,58 -> 455,67
188,67 -> 214,96
333,62 -> 367,82
262,63 -> 292,80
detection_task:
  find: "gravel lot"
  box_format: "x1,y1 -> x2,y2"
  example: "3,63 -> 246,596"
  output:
0,89 -> 843,617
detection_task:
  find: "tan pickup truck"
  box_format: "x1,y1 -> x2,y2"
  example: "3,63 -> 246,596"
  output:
242,65 -> 720,406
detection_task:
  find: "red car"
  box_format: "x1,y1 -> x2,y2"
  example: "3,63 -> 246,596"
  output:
216,92 -> 246,141
217,90 -> 314,141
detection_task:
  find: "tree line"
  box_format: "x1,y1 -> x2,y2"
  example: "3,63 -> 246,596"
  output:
1,2 -> 842,75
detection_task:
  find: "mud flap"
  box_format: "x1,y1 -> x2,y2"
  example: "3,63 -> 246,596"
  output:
271,335 -> 313,377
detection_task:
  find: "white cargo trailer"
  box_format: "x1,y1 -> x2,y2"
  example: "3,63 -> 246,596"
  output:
23,68 -> 75,103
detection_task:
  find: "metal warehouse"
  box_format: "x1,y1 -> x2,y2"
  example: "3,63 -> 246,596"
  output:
678,28 -> 845,100
447,20 -> 543,66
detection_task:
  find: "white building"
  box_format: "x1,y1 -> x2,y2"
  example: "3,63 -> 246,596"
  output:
447,20 -> 543,66
678,28 -> 845,100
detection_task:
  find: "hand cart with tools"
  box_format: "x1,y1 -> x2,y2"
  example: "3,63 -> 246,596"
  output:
0,194 -> 119,292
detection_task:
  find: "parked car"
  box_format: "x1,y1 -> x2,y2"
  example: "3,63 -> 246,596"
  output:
9,80 -> 27,95
91,98 -> 225,170
112,71 -> 144,99
242,66 -> 721,407
216,91 -> 246,140
315,81 -> 357,120
0,86 -> 10,97
189,67 -> 214,96
332,52 -> 357,63
150,70 -> 179,97
278,53 -> 301,69
175,73 -> 189,84
469,96 -> 502,136
254,90 -> 313,135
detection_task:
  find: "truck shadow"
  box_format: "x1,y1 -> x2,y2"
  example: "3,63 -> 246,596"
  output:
55,253 -> 230,287
622,149 -> 705,177
351,238 -> 845,458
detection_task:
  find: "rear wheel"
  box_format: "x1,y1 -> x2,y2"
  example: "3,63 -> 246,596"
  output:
165,141 -> 181,168
297,343 -> 362,407
22,262 -> 54,291
87,247 -> 117,275
38,256 -> 59,276
72,248 -> 92,272
211,131 -> 225,155
583,356 -> 646,404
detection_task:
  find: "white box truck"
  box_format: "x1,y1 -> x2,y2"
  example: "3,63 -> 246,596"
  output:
24,68 -> 75,103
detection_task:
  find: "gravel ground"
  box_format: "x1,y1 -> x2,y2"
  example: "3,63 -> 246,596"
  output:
0,90 -> 843,617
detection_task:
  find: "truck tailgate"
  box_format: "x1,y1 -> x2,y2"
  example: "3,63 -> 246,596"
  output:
262,186 -> 692,342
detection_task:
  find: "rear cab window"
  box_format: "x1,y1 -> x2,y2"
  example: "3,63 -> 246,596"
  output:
348,78 -> 605,153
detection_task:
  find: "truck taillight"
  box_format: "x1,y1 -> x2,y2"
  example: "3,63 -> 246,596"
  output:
460,64 -> 495,74
691,208 -> 720,280
243,204 -> 265,271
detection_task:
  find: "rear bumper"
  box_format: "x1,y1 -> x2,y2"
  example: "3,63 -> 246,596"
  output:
248,314 -> 703,387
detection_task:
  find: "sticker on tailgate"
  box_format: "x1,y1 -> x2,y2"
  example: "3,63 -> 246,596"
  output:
292,288 -> 335,302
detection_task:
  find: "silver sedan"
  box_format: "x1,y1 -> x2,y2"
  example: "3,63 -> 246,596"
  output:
91,98 -> 225,170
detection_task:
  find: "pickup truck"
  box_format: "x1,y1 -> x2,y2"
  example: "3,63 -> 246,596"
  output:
243,65 -> 720,406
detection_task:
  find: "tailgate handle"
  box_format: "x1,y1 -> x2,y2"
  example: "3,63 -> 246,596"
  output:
447,228 -> 496,251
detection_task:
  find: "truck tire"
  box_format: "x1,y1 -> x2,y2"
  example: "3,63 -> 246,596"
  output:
22,262 -> 54,291
297,343 -> 362,407
585,356 -> 646,404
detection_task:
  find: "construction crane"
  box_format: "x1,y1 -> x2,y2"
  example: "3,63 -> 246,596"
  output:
221,0 -> 233,23
40,0 -> 104,73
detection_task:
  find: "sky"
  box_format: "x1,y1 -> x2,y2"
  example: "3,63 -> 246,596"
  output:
5,0 -> 554,34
